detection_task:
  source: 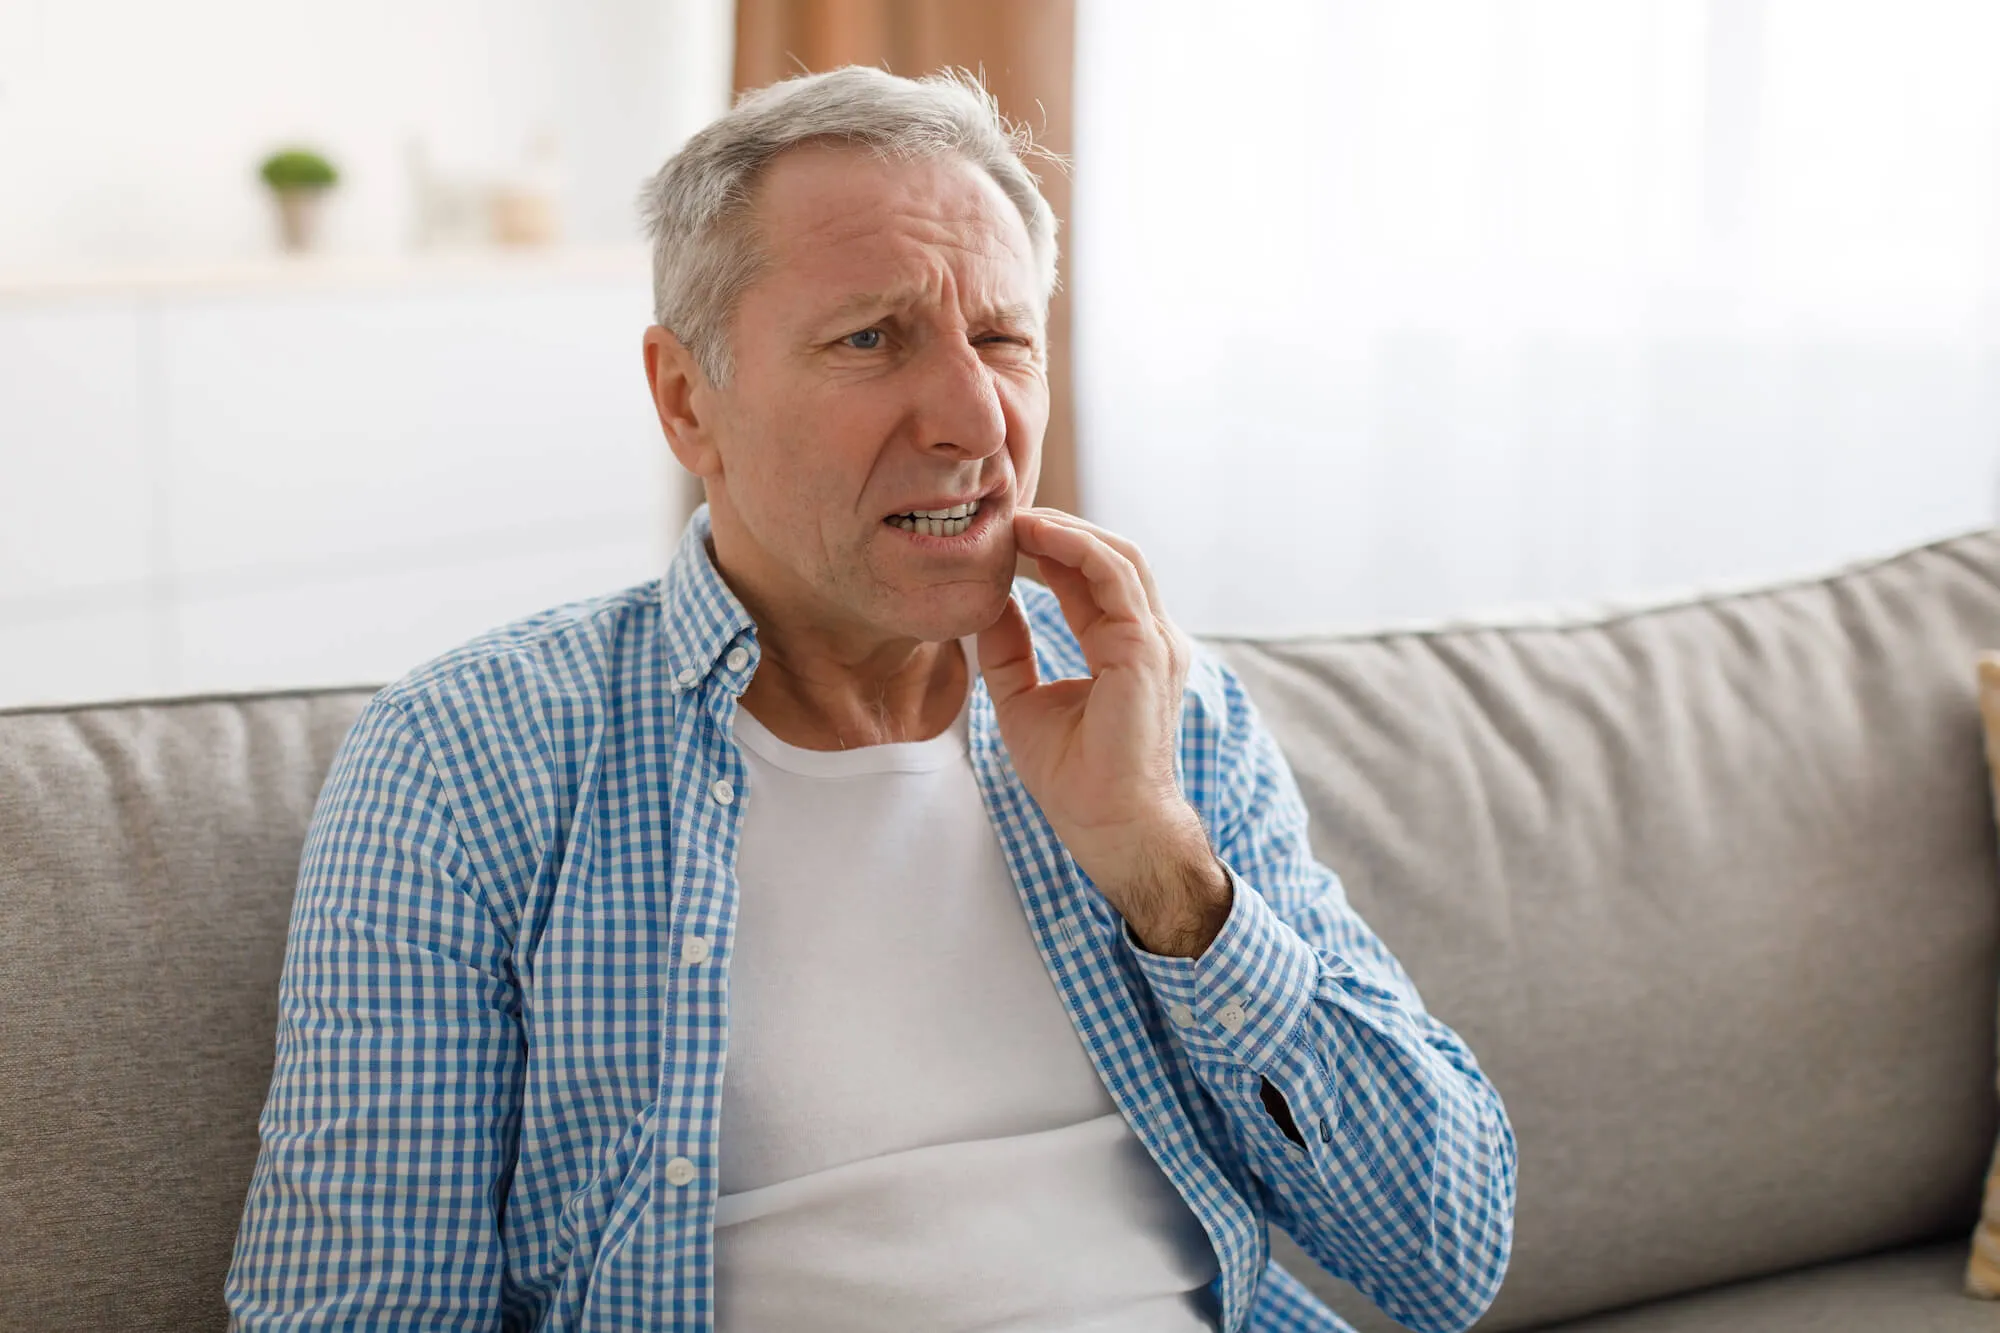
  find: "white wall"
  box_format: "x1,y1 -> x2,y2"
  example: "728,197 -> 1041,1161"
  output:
0,1 -> 731,706
0,0 -> 735,269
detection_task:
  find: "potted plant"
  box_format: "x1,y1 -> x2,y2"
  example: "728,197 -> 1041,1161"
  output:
259,148 -> 339,253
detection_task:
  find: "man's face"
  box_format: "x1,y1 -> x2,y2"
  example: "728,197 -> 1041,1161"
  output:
695,144 -> 1049,644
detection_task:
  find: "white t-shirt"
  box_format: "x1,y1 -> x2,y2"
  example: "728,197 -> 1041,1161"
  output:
716,640 -> 1221,1331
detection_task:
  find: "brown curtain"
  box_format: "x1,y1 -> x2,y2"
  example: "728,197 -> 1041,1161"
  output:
733,0 -> 1081,518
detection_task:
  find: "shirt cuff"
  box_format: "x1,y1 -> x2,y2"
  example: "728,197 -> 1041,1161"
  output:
1124,862 -> 1321,1074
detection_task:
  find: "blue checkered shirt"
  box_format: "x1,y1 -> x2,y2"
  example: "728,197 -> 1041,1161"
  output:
227,506 -> 1515,1331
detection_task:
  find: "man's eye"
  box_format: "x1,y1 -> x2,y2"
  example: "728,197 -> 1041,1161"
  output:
844,329 -> 884,350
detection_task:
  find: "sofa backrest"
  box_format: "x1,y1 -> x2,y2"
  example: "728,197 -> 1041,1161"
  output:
0,689 -> 375,1330
1212,527 -> 2000,1330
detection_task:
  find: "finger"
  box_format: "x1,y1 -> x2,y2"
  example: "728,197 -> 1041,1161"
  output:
1033,553 -> 1103,645
1021,509 -> 1167,615
1026,509 -> 1189,687
1014,512 -> 1151,625
975,590 -> 1040,707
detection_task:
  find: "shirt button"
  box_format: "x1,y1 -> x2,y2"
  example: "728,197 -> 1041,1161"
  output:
665,1157 -> 697,1187
1218,1003 -> 1248,1033
710,778 -> 735,807
681,935 -> 711,965
677,667 -> 698,687
1168,1002 -> 1197,1029
724,646 -> 750,672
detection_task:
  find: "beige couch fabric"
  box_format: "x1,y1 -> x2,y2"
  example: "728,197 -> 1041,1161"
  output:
1216,527 -> 2000,1330
1536,1240 -> 1989,1332
0,689 -> 375,1331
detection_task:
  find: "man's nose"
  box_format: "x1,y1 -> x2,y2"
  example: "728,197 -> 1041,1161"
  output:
911,337 -> 1007,460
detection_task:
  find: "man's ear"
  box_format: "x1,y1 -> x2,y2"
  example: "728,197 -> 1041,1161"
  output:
643,325 -> 722,481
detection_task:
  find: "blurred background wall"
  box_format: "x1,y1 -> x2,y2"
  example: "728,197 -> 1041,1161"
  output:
0,0 -> 733,705
0,0 -> 735,267
3,0 -> 1997,705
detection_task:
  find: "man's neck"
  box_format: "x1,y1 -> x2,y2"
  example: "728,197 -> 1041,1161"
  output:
738,633 -> 967,751
702,525 -> 973,750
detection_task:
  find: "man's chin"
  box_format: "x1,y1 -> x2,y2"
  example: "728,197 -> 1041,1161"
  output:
877,577 -> 1014,645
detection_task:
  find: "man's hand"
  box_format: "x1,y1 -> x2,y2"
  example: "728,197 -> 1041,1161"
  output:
976,508 -> 1232,958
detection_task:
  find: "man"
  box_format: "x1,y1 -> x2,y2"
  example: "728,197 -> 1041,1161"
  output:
227,66 -> 1515,1332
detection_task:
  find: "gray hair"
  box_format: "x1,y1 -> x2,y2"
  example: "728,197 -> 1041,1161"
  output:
638,65 -> 1061,386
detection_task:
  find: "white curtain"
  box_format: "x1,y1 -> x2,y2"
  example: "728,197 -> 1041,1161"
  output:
1073,0 -> 2000,635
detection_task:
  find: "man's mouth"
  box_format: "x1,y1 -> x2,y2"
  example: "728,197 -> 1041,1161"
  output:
885,499 -> 981,538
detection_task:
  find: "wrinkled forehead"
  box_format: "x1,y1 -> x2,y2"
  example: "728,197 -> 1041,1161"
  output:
745,144 -> 1042,315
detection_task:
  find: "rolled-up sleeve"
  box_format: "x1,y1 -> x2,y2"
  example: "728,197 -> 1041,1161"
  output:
226,693 -> 525,1330
1127,664 -> 1517,1333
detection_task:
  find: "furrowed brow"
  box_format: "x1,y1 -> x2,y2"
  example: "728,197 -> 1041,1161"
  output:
811,292 -> 1043,336
982,302 -> 1044,334
817,290 -> 912,328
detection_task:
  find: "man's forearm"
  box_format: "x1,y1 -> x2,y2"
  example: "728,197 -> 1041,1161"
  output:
1112,813 -> 1235,959
1126,861 -> 1516,1333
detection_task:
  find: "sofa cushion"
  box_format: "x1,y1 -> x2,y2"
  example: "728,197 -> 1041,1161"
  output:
1533,1240 -> 1987,1332
0,689 -> 376,1332
1214,527 -> 2000,1331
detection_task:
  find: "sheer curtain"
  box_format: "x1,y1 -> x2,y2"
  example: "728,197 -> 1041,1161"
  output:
1073,0 -> 2000,635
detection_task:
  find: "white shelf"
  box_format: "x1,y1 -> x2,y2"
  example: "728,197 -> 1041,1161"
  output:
0,244 -> 654,307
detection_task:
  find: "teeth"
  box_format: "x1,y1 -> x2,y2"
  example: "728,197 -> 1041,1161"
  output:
909,500 -> 977,520
890,498 -> 980,538
894,512 -> 972,537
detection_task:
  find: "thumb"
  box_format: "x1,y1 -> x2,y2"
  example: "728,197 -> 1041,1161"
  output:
976,591 -> 1039,707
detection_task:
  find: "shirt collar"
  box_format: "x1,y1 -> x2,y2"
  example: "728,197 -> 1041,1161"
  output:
657,503 -> 759,695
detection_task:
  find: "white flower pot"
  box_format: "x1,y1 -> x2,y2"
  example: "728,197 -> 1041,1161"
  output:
271,187 -> 329,253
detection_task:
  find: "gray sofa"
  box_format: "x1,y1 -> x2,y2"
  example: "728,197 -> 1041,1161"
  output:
5,526 -> 2000,1331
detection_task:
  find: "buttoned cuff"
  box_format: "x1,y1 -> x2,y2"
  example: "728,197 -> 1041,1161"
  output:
1125,863 -> 1321,1074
